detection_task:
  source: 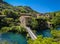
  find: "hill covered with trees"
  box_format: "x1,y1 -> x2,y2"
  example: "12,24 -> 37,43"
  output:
0,0 -> 38,15
0,0 -> 39,33
0,0 -> 60,44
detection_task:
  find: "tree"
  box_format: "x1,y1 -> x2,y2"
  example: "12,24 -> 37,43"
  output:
51,30 -> 60,38
0,27 -> 11,33
30,17 -> 38,29
2,9 -> 19,19
28,35 -> 60,44
51,16 -> 60,28
0,26 -> 26,34
2,9 -> 10,15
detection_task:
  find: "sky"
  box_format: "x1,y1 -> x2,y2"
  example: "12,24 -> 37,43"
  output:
4,0 -> 60,13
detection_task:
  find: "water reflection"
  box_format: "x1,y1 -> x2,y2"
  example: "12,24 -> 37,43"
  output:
36,29 -> 52,37
0,33 -> 27,44
37,28 -> 60,37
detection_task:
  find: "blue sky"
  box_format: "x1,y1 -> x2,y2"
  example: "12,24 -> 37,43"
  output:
4,0 -> 60,13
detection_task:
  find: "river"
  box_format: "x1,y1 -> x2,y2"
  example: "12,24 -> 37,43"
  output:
0,33 -> 27,44
36,28 -> 60,37
0,28 -> 60,44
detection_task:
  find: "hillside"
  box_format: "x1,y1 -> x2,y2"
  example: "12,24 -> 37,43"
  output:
0,0 -> 12,9
0,0 -> 39,29
0,0 -> 38,15
0,1 -> 60,44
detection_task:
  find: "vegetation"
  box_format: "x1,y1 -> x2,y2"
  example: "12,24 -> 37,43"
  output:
28,35 -> 60,44
30,17 -> 38,29
0,26 -> 26,34
45,11 -> 60,28
0,0 -> 60,44
28,12 -> 60,44
51,30 -> 60,38
0,0 -> 38,34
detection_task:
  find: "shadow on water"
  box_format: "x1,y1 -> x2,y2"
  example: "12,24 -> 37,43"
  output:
36,27 -> 60,37
57,27 -> 60,30
36,29 -> 52,37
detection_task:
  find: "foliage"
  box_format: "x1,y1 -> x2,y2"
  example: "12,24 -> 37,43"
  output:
51,30 -> 60,38
45,11 -> 60,28
0,0 -> 38,34
36,18 -> 48,30
51,16 -> 60,27
30,17 -> 38,29
0,26 -> 26,34
28,35 -> 60,44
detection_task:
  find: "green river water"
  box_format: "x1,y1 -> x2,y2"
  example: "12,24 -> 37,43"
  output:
0,28 -> 60,44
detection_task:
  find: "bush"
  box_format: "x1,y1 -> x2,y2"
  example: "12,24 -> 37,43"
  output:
28,35 -> 60,44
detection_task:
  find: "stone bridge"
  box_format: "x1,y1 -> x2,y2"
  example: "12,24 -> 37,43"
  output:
19,14 -> 37,40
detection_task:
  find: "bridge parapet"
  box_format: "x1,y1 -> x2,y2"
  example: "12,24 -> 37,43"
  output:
20,15 -> 31,26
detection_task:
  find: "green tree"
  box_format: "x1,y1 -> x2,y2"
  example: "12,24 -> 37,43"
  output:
28,35 -> 60,44
30,17 -> 38,29
51,16 -> 60,28
51,30 -> 60,38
